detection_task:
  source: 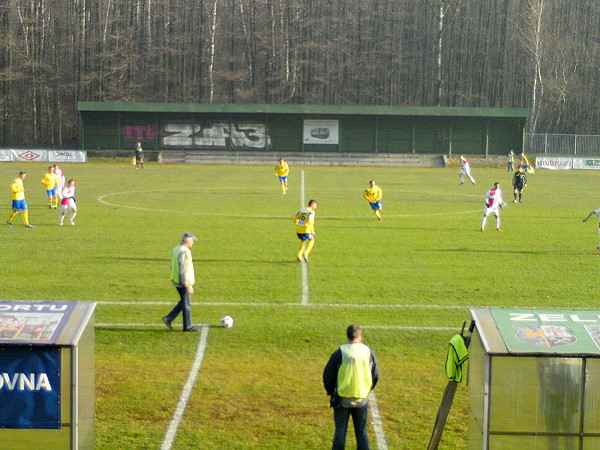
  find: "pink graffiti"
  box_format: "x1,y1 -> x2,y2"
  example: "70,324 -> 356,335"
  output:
123,125 -> 156,141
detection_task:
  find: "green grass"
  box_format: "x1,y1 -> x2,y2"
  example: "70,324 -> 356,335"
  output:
1,161 -> 599,449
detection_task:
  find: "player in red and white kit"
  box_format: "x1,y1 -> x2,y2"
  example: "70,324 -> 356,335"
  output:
59,179 -> 77,226
481,182 -> 503,231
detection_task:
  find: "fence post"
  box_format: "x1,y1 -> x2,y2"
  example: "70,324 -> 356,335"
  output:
544,133 -> 547,154
574,134 -> 577,155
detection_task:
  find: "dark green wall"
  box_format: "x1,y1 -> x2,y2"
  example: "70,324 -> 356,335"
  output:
82,111 -> 525,155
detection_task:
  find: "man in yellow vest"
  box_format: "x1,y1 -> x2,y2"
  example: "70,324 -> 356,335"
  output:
162,232 -> 198,332
323,324 -> 379,450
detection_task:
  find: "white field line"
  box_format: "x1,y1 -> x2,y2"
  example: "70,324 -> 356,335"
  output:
95,323 -> 458,332
300,170 -> 309,305
97,188 -> 481,218
161,325 -> 210,450
98,301 -> 476,309
301,254 -> 309,305
368,391 -> 388,450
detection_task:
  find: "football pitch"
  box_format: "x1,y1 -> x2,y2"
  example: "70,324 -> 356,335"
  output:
1,162 -> 599,449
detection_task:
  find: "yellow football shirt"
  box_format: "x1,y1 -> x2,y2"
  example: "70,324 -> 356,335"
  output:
10,178 -> 25,200
275,162 -> 289,177
41,172 -> 59,189
363,186 -> 382,203
294,208 -> 315,234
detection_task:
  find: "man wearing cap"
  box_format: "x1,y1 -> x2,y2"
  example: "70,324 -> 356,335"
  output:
162,233 -> 198,332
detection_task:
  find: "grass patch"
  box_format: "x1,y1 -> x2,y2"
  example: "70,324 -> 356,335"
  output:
1,162 -> 598,448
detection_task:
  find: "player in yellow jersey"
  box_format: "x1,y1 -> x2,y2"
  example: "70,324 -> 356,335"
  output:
293,199 -> 317,262
274,158 -> 290,194
41,166 -> 60,209
7,171 -> 34,228
363,180 -> 383,220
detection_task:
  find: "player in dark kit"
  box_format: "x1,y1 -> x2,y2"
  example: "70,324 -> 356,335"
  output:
512,167 -> 527,203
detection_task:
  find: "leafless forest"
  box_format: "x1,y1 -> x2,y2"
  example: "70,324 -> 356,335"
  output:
1,0 -> 598,147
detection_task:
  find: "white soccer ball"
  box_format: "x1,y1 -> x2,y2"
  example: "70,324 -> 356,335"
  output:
221,315 -> 234,328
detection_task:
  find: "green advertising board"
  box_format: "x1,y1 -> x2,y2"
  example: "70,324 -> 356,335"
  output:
490,309 -> 600,355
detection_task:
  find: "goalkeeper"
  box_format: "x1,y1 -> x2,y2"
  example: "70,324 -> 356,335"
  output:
512,167 -> 527,203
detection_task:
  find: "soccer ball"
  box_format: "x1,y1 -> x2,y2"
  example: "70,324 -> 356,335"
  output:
221,315 -> 234,328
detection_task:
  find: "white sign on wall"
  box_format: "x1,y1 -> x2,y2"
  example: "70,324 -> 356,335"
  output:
303,120 -> 339,145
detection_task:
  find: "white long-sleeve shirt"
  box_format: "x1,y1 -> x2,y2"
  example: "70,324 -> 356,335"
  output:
484,188 -> 503,210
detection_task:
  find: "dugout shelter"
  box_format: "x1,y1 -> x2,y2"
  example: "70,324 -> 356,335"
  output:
78,102 -> 528,156
0,301 -> 95,450
469,308 -> 600,449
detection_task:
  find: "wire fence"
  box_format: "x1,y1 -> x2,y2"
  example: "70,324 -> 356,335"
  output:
527,134 -> 600,156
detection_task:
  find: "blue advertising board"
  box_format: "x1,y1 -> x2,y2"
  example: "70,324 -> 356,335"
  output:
0,347 -> 61,429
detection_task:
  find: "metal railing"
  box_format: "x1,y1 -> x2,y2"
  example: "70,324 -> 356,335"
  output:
527,134 -> 600,156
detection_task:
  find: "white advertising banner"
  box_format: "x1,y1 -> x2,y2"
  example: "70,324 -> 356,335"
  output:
536,156 -> 600,171
0,149 -> 87,163
0,150 -> 10,162
572,158 -> 600,170
11,149 -> 48,162
303,120 -> 339,145
49,150 -> 87,163
535,156 -> 572,170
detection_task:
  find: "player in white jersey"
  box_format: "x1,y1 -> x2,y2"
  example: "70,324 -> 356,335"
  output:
53,165 -> 65,198
459,155 -> 476,185
481,182 -> 503,231
59,179 -> 77,226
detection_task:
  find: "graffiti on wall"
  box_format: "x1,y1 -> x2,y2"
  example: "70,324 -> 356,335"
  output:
123,125 -> 157,142
162,123 -> 271,149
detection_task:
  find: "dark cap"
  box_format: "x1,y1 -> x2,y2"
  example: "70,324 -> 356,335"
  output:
181,232 -> 197,242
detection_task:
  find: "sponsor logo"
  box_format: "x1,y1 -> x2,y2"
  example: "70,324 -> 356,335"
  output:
585,160 -> 600,166
18,151 -> 41,161
0,304 -> 68,312
509,312 -> 600,322
310,128 -> 330,139
537,158 -> 570,167
515,325 -> 577,348
0,373 -> 53,391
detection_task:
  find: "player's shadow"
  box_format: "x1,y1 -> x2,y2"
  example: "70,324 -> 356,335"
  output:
95,256 -> 296,265
422,248 -> 585,255
94,256 -> 167,262
97,325 -> 225,332
201,259 -> 297,265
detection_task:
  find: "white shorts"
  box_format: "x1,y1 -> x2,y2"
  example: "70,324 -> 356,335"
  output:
459,167 -> 471,176
484,206 -> 500,216
61,198 -> 76,212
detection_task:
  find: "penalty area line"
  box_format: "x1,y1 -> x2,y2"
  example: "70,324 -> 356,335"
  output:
161,325 -> 210,450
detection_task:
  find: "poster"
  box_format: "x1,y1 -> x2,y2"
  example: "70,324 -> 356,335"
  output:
303,120 -> 339,145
